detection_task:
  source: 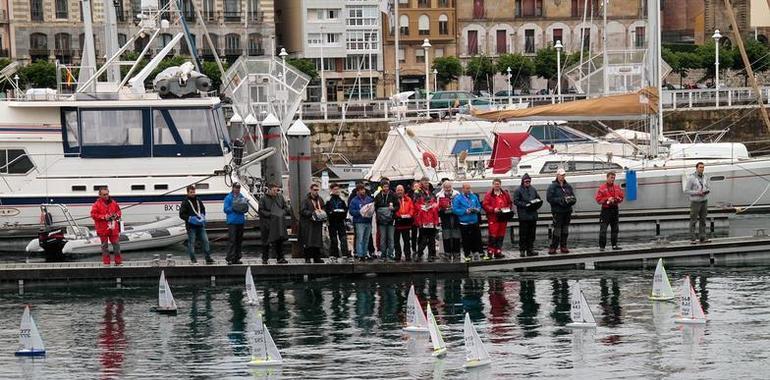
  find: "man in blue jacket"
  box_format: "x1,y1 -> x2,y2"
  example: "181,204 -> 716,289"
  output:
223,182 -> 248,265
348,184 -> 374,262
452,183 -> 484,261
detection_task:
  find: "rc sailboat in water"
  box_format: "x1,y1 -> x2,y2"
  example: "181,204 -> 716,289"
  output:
245,267 -> 259,307
152,270 -> 178,315
649,258 -> 675,301
426,304 -> 447,358
15,306 -> 45,357
567,281 -> 597,328
249,312 -> 283,367
403,285 -> 428,332
462,313 -> 491,368
674,276 -> 706,324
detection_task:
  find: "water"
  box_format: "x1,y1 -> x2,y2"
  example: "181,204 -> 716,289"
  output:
1,268 -> 769,379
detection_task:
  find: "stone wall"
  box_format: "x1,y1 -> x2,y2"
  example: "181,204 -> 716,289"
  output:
308,121 -> 391,173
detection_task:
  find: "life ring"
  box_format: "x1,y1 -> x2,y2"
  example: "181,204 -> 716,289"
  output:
422,151 -> 438,168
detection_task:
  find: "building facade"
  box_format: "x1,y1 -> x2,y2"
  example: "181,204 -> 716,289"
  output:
276,0 -> 383,101
380,0 -> 456,95
6,0 -> 275,65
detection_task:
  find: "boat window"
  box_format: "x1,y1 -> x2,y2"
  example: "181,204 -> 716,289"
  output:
452,139 -> 492,155
539,160 -> 622,174
155,184 -> 169,190
152,108 -> 223,157
63,110 -> 79,149
82,110 -> 144,146
93,185 -> 107,191
195,183 -> 210,190
540,161 -> 562,174
131,184 -> 146,191
0,149 -> 35,174
710,176 -> 725,181
71,185 -> 86,192
529,125 -> 591,144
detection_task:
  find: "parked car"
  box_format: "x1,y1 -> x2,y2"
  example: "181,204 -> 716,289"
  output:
494,89 -> 527,97
429,91 -> 492,118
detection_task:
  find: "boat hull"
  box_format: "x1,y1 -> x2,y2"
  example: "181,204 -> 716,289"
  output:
463,359 -> 491,368
151,307 -> 178,315
432,348 -> 447,358
248,358 -> 283,367
674,318 -> 706,324
648,295 -> 676,301
566,322 -> 597,329
14,349 -> 46,357
402,326 -> 429,333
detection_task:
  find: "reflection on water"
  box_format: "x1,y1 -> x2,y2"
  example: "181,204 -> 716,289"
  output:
1,269 -> 769,379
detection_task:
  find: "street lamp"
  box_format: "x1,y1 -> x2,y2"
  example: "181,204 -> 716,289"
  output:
713,29 -> 722,108
555,39 -> 563,103
506,66 -> 512,106
13,74 -> 19,97
432,68 -> 438,93
422,38 -> 432,117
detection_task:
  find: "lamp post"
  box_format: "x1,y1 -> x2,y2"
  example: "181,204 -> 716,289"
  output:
506,66 -> 512,106
279,47 -> 288,117
555,39 -> 563,103
13,74 -> 19,98
432,68 -> 438,93
713,29 -> 722,108
422,38 -> 431,117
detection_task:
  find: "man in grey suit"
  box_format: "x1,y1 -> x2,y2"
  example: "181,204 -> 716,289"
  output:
685,162 -> 711,244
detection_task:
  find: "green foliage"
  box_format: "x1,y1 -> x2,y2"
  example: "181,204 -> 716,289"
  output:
464,55 -> 496,92
432,56 -> 463,89
120,51 -> 148,81
730,39 -> 770,85
287,58 -> 318,80
496,53 -> 534,89
201,60 -> 228,91
694,41 -> 734,80
19,60 -> 57,89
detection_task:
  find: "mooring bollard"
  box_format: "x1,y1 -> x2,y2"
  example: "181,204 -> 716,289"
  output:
655,220 -> 661,236
166,254 -> 175,266
18,279 -> 24,295
211,276 -> 216,287
116,277 -> 122,289
710,218 -> 715,233
153,254 -> 160,267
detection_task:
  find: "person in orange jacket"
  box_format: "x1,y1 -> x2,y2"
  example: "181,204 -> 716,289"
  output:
414,190 -> 440,262
482,178 -> 513,259
394,184 -> 414,262
90,187 -> 123,265
595,171 -> 625,251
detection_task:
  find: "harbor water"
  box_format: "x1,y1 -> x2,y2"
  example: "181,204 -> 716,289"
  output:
1,267 -> 769,379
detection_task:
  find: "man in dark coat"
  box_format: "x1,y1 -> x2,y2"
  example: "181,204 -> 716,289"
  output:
179,185 -> 214,264
300,183 -> 326,263
546,168 -> 576,254
513,174 -> 542,257
324,183 -> 349,262
258,183 -> 290,264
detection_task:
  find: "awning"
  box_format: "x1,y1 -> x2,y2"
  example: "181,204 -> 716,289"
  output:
472,87 -> 658,122
488,133 -> 549,174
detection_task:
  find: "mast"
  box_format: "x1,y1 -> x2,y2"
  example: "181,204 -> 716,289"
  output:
78,0 -> 97,93
602,0 -> 609,95
103,0 -> 120,83
647,0 -> 662,156
394,0 -> 400,94
723,0 -> 770,133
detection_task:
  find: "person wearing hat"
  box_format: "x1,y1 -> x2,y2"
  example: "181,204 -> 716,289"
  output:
223,182 -> 249,264
258,183 -> 291,264
514,174 -> 542,257
546,168 -> 576,254
300,183 -> 326,264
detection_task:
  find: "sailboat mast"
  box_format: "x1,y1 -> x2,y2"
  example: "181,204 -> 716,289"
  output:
602,0 -> 609,95
394,0 -> 401,93
647,0 -> 662,156
722,0 -> 770,133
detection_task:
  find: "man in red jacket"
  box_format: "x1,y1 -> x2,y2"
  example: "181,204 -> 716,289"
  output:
91,187 -> 123,265
482,178 -> 513,259
595,171 -> 624,251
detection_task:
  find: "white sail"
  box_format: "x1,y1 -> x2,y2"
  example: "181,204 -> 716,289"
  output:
245,267 -> 259,306
17,306 -> 45,355
426,304 -> 446,355
251,312 -> 283,366
158,271 -> 177,311
568,282 -> 596,327
463,313 -> 491,368
676,276 -> 706,323
404,285 -> 428,331
650,258 -> 675,300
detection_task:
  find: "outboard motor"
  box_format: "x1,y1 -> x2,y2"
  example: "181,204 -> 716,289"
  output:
232,139 -> 245,166
38,227 -> 67,262
153,62 -> 212,98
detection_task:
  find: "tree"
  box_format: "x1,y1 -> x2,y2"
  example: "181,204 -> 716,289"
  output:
662,48 -> 698,87
730,38 -> 770,86
19,60 -> 57,89
694,41 -> 734,83
201,60 -> 228,92
287,58 -> 318,80
432,56 -> 463,89
464,55 -> 496,93
497,53 -> 534,90
119,51 -> 148,81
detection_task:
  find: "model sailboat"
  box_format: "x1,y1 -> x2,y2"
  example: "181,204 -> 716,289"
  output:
152,270 -> 178,315
649,258 -> 675,301
567,281 -> 597,328
403,285 -> 428,332
462,313 -> 491,368
245,266 -> 260,307
674,276 -> 707,324
425,304 -> 447,358
15,306 -> 45,357
249,312 -> 283,367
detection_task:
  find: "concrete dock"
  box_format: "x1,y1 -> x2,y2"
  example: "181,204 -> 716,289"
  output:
2,234 -> 770,287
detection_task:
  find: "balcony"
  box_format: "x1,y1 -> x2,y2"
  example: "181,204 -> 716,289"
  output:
199,48 -> 217,57
55,11 -> 68,19
0,9 -> 8,23
31,11 -> 44,22
183,12 -> 195,22
54,48 -> 74,56
29,48 -> 50,57
203,11 -> 216,21
0,49 -> 8,57
248,11 -> 263,22
247,48 -> 264,56
224,48 -> 243,57
223,11 -> 242,22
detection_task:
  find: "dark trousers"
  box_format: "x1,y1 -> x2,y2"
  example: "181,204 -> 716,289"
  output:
262,239 -> 285,262
459,223 -> 483,256
550,213 -> 571,249
518,220 -> 537,253
328,222 -> 349,258
394,228 -> 412,260
418,228 -> 437,259
411,226 -> 419,253
226,224 -> 245,262
442,237 -> 461,255
690,200 -> 708,241
599,207 -> 619,248
304,247 -> 322,262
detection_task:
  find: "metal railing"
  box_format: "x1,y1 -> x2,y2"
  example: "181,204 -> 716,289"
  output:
663,86 -> 770,110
